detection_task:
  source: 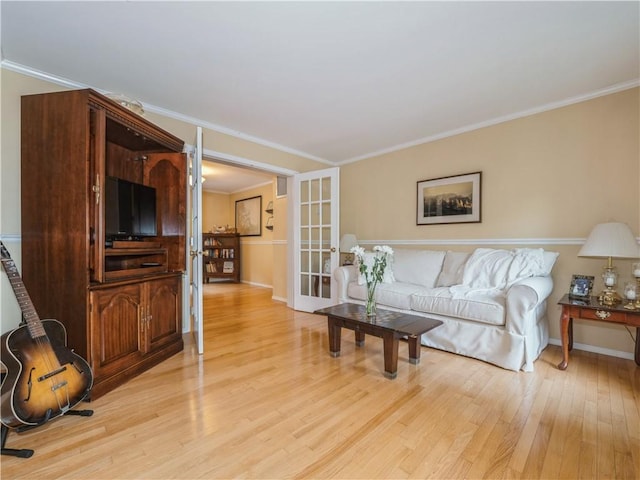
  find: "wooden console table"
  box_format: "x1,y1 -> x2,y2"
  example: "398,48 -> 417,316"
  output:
557,294 -> 640,370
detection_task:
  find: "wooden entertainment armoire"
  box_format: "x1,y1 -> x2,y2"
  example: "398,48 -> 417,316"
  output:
20,89 -> 186,399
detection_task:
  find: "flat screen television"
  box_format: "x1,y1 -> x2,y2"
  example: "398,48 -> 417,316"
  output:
105,176 -> 157,239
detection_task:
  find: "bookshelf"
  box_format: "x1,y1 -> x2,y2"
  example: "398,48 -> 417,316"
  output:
203,233 -> 240,283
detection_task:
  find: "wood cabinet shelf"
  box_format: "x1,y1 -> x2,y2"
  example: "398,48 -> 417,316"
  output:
104,248 -> 168,280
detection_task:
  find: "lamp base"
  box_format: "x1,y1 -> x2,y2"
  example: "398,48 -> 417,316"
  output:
598,287 -> 622,307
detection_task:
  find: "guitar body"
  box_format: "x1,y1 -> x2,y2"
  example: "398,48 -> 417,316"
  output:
1,319 -> 93,428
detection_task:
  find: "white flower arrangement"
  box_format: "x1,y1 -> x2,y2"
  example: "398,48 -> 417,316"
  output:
350,245 -> 394,315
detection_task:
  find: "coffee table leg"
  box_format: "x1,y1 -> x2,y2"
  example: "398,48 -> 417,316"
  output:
328,317 -> 341,357
382,332 -> 399,379
355,330 -> 365,347
408,334 -> 421,364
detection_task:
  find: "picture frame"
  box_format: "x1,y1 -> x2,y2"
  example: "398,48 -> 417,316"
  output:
569,274 -> 594,299
417,172 -> 481,225
235,195 -> 262,236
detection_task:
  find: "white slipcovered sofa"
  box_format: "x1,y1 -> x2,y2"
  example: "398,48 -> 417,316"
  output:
334,248 -> 559,371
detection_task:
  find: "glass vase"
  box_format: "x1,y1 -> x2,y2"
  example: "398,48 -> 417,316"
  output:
365,284 -> 377,317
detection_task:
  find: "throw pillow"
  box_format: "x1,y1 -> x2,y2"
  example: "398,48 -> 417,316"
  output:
392,249 -> 445,288
436,251 -> 470,287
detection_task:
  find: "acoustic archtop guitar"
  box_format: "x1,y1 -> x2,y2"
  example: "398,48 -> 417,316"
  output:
0,241 -> 93,428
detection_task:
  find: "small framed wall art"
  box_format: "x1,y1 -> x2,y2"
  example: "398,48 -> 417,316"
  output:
235,195 -> 262,236
417,171 -> 481,225
569,274 -> 594,299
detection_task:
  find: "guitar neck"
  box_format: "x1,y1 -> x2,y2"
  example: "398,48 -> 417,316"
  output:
0,253 -> 46,339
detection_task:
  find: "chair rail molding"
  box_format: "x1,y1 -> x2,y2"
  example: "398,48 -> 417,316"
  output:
357,237 -> 639,247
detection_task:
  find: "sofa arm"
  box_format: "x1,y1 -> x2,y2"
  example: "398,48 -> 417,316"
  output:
505,276 -> 554,335
334,265 -> 358,302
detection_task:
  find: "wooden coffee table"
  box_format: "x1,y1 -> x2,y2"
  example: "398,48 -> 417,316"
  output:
314,303 -> 443,379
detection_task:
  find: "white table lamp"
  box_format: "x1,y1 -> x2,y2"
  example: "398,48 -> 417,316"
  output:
578,222 -> 639,306
339,234 -> 358,265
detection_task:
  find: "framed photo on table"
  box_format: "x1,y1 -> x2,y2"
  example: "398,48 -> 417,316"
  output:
417,172 -> 481,225
569,275 -> 594,300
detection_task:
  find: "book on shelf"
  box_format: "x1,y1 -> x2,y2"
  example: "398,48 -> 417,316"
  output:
223,261 -> 234,273
205,263 -> 217,273
203,237 -> 222,247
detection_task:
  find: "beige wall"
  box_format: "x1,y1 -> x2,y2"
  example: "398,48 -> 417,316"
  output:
202,191 -> 232,231
340,87 -> 640,357
228,183 -> 275,287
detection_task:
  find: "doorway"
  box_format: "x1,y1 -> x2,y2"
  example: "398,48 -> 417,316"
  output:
200,157 -> 290,296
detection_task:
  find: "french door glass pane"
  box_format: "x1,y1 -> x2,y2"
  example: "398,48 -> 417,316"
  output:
299,175 -> 334,299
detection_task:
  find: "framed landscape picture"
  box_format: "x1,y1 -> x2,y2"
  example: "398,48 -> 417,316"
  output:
235,195 -> 262,236
417,172 -> 481,225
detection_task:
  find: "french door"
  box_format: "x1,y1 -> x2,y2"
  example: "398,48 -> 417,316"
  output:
292,167 -> 340,312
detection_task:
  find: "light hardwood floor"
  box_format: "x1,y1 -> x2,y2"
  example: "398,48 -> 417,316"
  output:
2,284 -> 639,479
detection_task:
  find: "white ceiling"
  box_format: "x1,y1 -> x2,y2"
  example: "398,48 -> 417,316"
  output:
2,1 -> 639,191
201,160 -> 274,194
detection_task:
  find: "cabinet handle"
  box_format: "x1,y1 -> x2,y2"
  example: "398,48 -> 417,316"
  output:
139,305 -> 145,332
92,174 -> 100,205
595,310 -> 611,320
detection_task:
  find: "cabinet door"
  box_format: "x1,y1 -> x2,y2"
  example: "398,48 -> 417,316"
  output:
146,276 -> 182,352
144,153 -> 187,273
90,284 -> 145,380
89,106 -> 106,283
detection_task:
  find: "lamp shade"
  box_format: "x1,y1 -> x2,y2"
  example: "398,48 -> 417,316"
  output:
578,222 -> 639,259
339,234 -> 358,252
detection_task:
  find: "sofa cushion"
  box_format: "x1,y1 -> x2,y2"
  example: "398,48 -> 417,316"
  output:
436,251 -> 470,287
392,249 -> 445,288
410,287 -> 506,326
347,282 -> 423,310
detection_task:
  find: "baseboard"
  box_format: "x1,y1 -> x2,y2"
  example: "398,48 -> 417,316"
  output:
240,280 -> 272,289
548,337 -> 635,361
238,280 -> 285,302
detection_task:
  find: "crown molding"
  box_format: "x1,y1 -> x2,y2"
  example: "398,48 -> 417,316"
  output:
4,60 -> 638,167
338,79 -> 640,165
1,60 -> 331,165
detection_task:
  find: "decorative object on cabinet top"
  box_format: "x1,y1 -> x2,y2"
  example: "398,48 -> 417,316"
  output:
105,93 -> 144,116
211,225 -> 236,234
